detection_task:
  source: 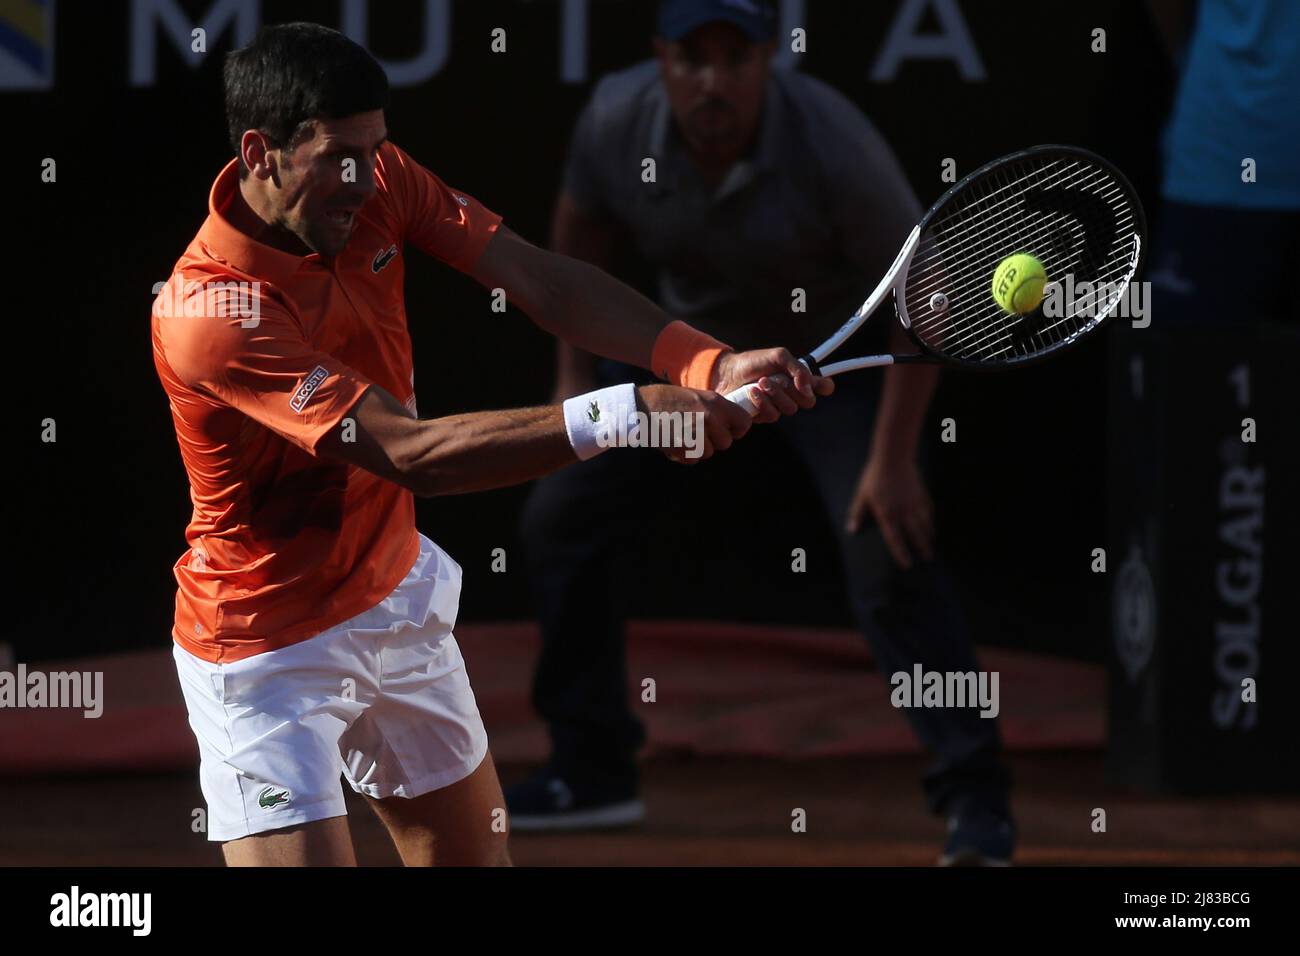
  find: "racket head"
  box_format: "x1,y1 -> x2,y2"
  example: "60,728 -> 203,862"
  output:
896,145 -> 1147,370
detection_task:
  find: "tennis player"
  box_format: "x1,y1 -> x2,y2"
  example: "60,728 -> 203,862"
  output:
152,21 -> 829,867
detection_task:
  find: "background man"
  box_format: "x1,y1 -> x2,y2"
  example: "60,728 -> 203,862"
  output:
509,0 -> 1015,866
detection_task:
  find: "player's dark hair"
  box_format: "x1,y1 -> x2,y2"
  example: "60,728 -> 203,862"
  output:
223,22 -> 389,178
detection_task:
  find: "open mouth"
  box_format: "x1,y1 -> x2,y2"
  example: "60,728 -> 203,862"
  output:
326,209 -> 357,229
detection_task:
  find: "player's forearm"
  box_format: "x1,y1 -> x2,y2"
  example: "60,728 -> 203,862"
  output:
869,329 -> 939,462
321,388 -> 578,496
531,253 -> 668,369
476,229 -> 731,389
325,381 -> 749,496
401,406 -> 576,496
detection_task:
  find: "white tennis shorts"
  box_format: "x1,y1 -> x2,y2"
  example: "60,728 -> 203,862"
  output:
172,533 -> 489,842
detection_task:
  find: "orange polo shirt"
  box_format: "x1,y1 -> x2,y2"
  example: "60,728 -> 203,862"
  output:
152,142 -> 501,663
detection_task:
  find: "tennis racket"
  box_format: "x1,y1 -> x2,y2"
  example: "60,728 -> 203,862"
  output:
726,144 -> 1146,413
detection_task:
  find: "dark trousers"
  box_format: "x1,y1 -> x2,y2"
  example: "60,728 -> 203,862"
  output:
519,366 -> 1010,816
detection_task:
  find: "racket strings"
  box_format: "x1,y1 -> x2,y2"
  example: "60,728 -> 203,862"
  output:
903,155 -> 1140,364
905,167 -> 1099,354
909,173 -> 1135,342
909,164 -> 1132,354
909,160 -> 1108,275
917,209 -> 1131,359
911,167 -> 1136,360
906,166 -> 1121,301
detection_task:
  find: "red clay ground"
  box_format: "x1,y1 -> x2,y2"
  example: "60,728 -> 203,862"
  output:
3,625 -> 1297,865
2,752 -> 1297,866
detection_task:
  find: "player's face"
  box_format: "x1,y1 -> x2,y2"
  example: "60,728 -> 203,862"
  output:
272,111 -> 388,258
656,23 -> 773,162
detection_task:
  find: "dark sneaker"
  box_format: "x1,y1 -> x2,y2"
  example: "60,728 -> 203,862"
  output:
939,801 -> 1016,867
505,766 -> 645,832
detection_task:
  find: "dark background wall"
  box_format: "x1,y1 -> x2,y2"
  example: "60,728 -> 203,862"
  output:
2,0 -> 1174,663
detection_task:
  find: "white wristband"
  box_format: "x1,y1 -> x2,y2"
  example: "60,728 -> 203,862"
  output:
563,383 -> 639,461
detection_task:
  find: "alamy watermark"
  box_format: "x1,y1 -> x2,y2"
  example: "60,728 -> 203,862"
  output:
152,275 -> 262,328
1042,274 -> 1151,326
50,886 -> 151,936
890,665 -> 999,719
595,410 -> 706,459
0,663 -> 103,718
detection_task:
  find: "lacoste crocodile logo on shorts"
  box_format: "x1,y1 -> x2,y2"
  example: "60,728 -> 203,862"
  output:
257,786 -> 292,810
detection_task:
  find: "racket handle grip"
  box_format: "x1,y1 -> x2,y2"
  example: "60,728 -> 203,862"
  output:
724,374 -> 793,416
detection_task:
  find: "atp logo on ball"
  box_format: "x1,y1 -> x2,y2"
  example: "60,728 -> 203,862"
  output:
991,253 -> 1047,315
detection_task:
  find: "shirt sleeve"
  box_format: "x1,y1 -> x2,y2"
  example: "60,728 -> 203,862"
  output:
158,283 -> 372,455
561,98 -> 614,222
378,141 -> 503,271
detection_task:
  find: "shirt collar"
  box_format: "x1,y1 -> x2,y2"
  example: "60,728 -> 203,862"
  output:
195,159 -> 323,286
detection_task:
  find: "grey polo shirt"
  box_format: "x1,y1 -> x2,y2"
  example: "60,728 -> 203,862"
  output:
563,60 -> 922,356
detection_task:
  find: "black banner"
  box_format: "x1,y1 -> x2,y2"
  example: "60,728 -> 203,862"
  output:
1107,321 -> 1300,793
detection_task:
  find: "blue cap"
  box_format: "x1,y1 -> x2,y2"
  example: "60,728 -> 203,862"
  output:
657,0 -> 777,42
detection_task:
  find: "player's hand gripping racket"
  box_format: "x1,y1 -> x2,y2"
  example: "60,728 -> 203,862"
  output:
726,145 -> 1146,413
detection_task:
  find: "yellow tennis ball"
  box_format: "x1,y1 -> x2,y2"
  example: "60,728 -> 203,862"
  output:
991,253 -> 1048,314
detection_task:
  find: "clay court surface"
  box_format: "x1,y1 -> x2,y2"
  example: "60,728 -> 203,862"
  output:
2,753 -> 1299,866
2,622 -> 1298,866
